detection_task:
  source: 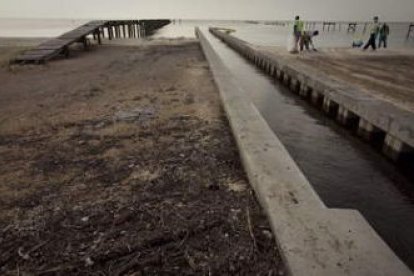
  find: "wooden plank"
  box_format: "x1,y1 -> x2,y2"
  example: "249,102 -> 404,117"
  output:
13,21 -> 115,63
22,49 -> 58,55
16,53 -> 50,62
36,44 -> 67,50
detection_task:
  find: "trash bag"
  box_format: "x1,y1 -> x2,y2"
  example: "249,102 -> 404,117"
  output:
287,34 -> 297,53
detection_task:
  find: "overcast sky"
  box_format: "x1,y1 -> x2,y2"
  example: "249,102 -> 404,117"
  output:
1,0 -> 413,21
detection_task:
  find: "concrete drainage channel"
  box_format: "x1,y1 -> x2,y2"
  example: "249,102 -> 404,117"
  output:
208,28 -> 414,166
195,27 -> 413,275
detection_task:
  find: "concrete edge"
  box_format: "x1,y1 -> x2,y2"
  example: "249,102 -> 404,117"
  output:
196,27 -> 413,276
209,28 -> 414,162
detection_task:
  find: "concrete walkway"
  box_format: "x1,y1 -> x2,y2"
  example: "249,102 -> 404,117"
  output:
196,27 -> 413,276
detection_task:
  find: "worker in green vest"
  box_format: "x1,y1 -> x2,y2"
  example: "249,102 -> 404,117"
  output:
293,15 -> 304,52
378,23 -> 390,48
363,16 -> 380,51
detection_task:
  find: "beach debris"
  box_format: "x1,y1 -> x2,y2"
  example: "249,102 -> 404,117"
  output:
18,247 -> 30,260
262,230 -> 273,239
114,107 -> 156,123
85,257 -> 94,267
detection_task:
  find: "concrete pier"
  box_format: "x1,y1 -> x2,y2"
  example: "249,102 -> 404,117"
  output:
383,134 -> 412,161
357,118 -> 384,142
299,84 -> 310,97
337,106 -> 359,129
209,28 -> 414,163
197,27 -> 413,276
322,97 -> 339,117
310,90 -> 323,106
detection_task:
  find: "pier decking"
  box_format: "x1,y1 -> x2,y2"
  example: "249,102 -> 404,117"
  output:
13,19 -> 170,64
13,20 -> 107,64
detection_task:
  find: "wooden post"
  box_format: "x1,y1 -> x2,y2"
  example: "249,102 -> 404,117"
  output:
62,45 -> 70,58
407,24 -> 414,39
97,30 -> 102,44
122,24 -> 126,38
108,26 -> 112,40
82,36 -> 88,50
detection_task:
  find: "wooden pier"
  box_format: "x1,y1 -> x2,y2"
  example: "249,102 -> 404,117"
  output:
13,19 -> 170,64
347,22 -> 357,32
322,22 -> 336,31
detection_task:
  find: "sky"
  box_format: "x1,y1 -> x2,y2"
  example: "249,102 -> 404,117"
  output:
1,0 -> 413,21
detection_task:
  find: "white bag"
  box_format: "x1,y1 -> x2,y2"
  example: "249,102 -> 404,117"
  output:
287,34 -> 297,53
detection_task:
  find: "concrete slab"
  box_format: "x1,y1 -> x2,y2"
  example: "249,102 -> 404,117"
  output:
197,27 -> 413,276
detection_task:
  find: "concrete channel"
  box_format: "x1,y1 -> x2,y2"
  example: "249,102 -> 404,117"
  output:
196,27 -> 413,275
209,28 -> 414,164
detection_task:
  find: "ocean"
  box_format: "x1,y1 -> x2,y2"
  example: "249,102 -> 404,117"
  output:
1,18 -> 413,48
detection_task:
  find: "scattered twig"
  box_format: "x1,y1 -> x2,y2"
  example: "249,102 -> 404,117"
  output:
18,240 -> 49,261
2,224 -> 12,233
184,249 -> 197,270
246,206 -> 258,251
36,264 -> 75,274
26,240 -> 49,256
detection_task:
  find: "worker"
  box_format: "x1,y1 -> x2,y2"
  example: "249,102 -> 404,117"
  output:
363,16 -> 380,51
300,30 -> 319,51
292,15 -> 304,53
378,23 -> 390,48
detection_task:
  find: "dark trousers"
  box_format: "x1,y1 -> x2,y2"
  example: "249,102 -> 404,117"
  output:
378,36 -> 387,48
300,37 -> 311,51
363,34 -> 377,50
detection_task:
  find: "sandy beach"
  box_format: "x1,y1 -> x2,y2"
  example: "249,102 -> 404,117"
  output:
0,38 -> 284,274
262,46 -> 414,112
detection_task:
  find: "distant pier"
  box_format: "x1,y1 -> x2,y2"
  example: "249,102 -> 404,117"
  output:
259,20 -> 413,36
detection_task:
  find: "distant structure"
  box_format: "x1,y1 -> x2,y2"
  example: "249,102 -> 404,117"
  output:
408,23 -> 414,39
347,22 -> 357,32
322,22 -> 336,31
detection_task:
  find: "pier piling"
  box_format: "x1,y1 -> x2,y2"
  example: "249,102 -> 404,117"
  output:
347,23 -> 357,32
383,135 -> 411,161
408,24 -> 414,39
